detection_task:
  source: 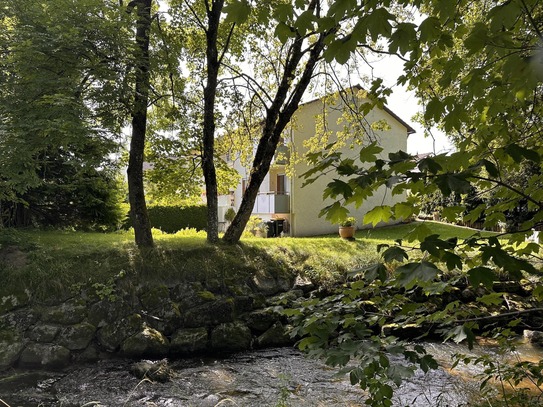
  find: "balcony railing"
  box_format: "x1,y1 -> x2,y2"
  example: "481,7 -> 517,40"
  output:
253,192 -> 290,214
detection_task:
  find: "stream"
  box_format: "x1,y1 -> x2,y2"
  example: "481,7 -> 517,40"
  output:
1,342 -> 542,407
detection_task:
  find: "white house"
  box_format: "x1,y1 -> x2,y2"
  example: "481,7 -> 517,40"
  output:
219,86 -> 415,236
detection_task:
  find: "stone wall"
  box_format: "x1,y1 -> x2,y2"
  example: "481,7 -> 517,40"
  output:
0,269 -> 314,371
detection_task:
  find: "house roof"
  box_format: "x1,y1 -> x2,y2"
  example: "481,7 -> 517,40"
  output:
299,84 -> 416,135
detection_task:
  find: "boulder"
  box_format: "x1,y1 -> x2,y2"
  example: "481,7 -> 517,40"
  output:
0,288 -> 31,314
27,324 -> 60,343
170,327 -> 208,354
97,313 -> 143,352
210,322 -> 252,352
121,326 -> 169,358
58,322 -> 96,350
19,343 -> 71,368
41,299 -> 87,325
524,330 -> 543,347
88,298 -> 132,328
0,329 -> 25,370
251,270 -> 289,296
131,359 -> 173,382
183,299 -> 234,328
256,322 -> 292,347
244,308 -> 284,333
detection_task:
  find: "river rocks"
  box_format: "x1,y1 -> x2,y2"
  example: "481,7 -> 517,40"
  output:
27,324 -> 60,343
170,327 -> 208,354
524,330 -> 543,347
256,321 -> 292,347
58,322 -> 96,350
97,313 -> 144,352
19,343 -> 71,368
0,288 -> 31,314
0,264 -> 305,370
41,299 -> 87,325
130,359 -> 173,382
121,327 -> 169,357
0,329 -> 25,370
211,322 -> 252,352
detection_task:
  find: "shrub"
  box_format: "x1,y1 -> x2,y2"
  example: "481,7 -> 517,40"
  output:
123,204 -> 207,233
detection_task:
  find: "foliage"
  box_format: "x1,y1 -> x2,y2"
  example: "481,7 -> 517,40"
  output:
123,204 -> 208,233
339,217 -> 356,227
300,0 -> 543,404
224,207 -> 236,223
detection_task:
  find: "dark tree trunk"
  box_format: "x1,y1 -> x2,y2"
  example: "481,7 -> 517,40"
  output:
127,0 -> 154,248
223,28 -> 328,244
201,0 -> 224,244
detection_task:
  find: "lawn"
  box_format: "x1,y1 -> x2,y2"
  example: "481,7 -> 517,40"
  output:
0,221 -> 497,300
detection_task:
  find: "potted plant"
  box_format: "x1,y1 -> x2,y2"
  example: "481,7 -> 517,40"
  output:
339,217 -> 356,239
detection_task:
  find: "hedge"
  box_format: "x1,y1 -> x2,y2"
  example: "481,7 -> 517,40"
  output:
124,204 -> 207,233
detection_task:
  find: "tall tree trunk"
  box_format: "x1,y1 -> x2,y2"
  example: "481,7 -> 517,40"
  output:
127,0 -> 154,248
201,0 -> 224,244
223,31 -> 328,244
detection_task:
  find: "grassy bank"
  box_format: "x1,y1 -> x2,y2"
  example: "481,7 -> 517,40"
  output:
0,221 -> 492,301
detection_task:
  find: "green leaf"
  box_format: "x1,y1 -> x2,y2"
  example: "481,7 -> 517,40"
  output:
363,263 -> 388,282
441,206 -> 464,222
321,201 -> 350,224
418,17 -> 441,43
393,202 -> 415,221
467,267 -> 496,290
504,144 -> 540,163
359,142 -> 383,163
363,205 -> 393,226
396,261 -> 440,290
223,0 -> 251,24
382,246 -> 408,263
366,8 -> 395,42
274,22 -> 294,43
405,222 -> 433,242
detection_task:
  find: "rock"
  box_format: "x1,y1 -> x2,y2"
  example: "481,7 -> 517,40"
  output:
244,308 -> 283,333
121,326 -> 169,358
139,284 -> 170,311
131,359 -> 173,382
524,330 -> 543,347
19,343 -> 71,368
183,299 -> 234,328
27,324 -> 60,343
41,299 -> 87,325
256,322 -> 292,347
0,329 -> 25,370
210,322 -> 252,352
266,290 -> 304,307
97,313 -> 144,352
76,343 -> 102,362
170,327 -> 208,354
251,270 -> 286,296
57,322 -> 96,350
0,288 -> 31,314
293,275 -> 315,293
88,298 -> 132,328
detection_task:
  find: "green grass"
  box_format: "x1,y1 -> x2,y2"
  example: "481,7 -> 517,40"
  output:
0,221 -> 498,301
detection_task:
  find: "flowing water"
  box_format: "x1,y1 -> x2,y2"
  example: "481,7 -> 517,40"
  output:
1,342 -> 542,407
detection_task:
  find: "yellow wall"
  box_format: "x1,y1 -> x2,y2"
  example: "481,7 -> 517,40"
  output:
289,95 -> 409,236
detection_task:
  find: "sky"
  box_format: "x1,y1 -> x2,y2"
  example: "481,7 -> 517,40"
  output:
362,55 -> 454,156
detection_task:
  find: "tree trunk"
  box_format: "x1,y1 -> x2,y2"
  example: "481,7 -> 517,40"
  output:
223,28 -> 328,244
201,0 -> 224,244
127,0 -> 154,248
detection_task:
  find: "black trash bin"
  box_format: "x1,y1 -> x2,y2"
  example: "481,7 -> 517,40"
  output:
275,219 -> 285,236
266,221 -> 276,237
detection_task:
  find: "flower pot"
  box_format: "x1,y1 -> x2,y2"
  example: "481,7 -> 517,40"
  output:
339,226 -> 355,239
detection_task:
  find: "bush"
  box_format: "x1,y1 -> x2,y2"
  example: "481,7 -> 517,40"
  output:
124,204 -> 207,233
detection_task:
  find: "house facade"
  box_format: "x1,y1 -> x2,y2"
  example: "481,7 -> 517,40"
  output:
219,87 -> 415,236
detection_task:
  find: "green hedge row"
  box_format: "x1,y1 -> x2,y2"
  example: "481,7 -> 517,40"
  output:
124,205 -> 207,233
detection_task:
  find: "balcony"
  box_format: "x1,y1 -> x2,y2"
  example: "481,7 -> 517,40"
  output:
253,192 -> 290,214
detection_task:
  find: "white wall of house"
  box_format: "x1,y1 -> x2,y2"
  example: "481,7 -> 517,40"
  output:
289,93 -> 410,237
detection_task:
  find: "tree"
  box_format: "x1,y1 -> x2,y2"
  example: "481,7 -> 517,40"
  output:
297,0 -> 543,404
126,0 -> 155,248
0,0 -> 132,229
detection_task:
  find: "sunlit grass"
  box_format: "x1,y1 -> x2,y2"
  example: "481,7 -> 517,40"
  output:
0,221 -> 499,300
